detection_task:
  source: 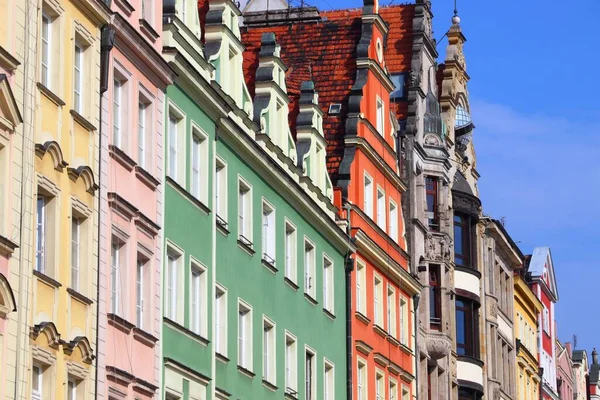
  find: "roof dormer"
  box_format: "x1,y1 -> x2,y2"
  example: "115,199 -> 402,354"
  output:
296,80 -> 332,200
252,32 -> 296,165
204,0 -> 253,115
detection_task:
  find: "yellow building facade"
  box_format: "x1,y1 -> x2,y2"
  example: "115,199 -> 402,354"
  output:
514,271 -> 543,400
28,0 -> 109,398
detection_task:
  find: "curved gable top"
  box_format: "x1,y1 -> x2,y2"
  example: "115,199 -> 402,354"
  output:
0,272 -> 16,315
528,246 -> 559,302
67,165 -> 99,194
30,321 -> 61,348
0,74 -> 23,129
64,336 -> 95,364
35,140 -> 68,171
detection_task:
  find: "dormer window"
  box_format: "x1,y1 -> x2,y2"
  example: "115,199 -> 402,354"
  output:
328,104 -> 341,115
390,73 -> 406,100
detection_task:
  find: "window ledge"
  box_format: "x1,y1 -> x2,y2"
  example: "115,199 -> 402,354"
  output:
133,327 -> 159,347
108,313 -> 135,334
284,277 -> 299,291
67,288 -> 93,305
304,292 -> 318,306
373,324 -> 387,338
109,144 -> 136,172
139,19 -> 159,42
37,82 -> 65,106
33,270 -> 62,288
216,352 -> 230,364
135,165 -> 160,190
284,392 -> 299,400
237,365 -> 255,379
323,308 -> 336,320
237,238 -> 255,256
163,317 -> 210,347
70,109 -> 97,131
216,216 -> 230,235
386,335 -> 400,347
355,311 -> 370,325
262,379 -> 278,392
166,176 -> 211,215
261,258 -> 278,274
114,0 -> 134,16
399,342 -> 413,355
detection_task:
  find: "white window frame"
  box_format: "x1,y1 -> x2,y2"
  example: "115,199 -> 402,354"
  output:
400,296 -> 408,345
215,284 -> 228,356
389,377 -> 398,400
284,220 -> 297,284
73,42 -> 83,113
191,125 -> 209,204
32,364 -> 43,400
238,300 -> 253,371
70,214 -> 81,291
376,96 -> 384,135
305,346 -> 316,400
237,177 -> 253,246
190,261 -> 207,337
377,187 -> 386,230
215,156 -> 228,226
137,99 -> 148,169
262,316 -> 276,384
41,13 -> 51,87
36,195 -> 47,273
356,258 -> 366,315
402,385 -> 410,400
261,200 -> 276,266
324,360 -> 334,400
110,239 -> 124,316
387,284 -> 397,337
285,331 -> 298,395
364,173 -> 373,218
375,369 -> 384,400
167,102 -> 186,184
357,358 -> 367,400
136,256 -> 146,329
323,255 -> 334,314
112,72 -> 128,149
389,199 -> 398,242
304,238 -> 316,298
166,245 -> 183,324
374,274 -> 383,327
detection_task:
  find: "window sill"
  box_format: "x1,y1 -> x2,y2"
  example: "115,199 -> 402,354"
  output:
399,342 -> 413,355
284,277 -> 299,291
138,19 -> 159,43
284,391 -> 299,400
133,327 -> 159,347
166,176 -> 211,215
37,82 -> 65,106
216,216 -> 229,235
163,317 -> 209,347
33,270 -> 62,288
70,109 -> 97,131
323,308 -> 336,320
261,258 -> 278,274
108,313 -> 135,334
386,335 -> 400,347
67,288 -> 93,305
373,324 -> 387,338
135,165 -> 160,190
262,379 -> 278,392
114,0 -> 134,16
304,292 -> 318,306
237,365 -> 255,379
355,311 -> 370,325
216,352 -> 230,364
237,238 -> 255,256
109,144 -> 136,172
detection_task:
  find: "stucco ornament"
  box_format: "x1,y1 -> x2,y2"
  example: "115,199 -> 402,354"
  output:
426,331 -> 452,360
424,133 -> 442,146
425,233 -> 453,262
489,298 -> 498,318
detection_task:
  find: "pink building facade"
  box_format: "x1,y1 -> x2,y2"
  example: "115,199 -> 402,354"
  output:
97,1 -> 173,398
556,341 -> 575,400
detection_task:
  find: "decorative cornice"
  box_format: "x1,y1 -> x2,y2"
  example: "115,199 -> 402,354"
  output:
356,58 -> 395,93
0,234 -> 18,257
109,144 -> 136,172
355,340 -> 373,356
35,141 -> 68,171
0,46 -> 20,70
67,165 -> 99,194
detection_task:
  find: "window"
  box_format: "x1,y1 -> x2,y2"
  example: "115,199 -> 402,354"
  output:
137,100 -> 149,169
70,215 -> 81,291
364,174 -> 373,218
356,259 -> 366,315
389,200 -> 398,242
454,213 -> 473,267
455,297 -> 479,358
426,177 -> 439,230
543,306 -> 550,333
110,240 -> 123,316
389,378 -> 398,400
166,250 -> 181,322
67,378 -> 81,400
262,201 -> 276,265
167,113 -> 179,180
285,333 -> 298,395
429,265 -> 441,330
376,96 -> 384,134
41,13 -> 51,87
458,388 -> 479,400
357,358 -> 367,400
238,301 -> 252,370
390,73 -> 406,100
304,240 -> 316,298
32,364 -> 43,400
323,256 -> 334,313
215,157 -> 227,226
305,349 -> 316,400
191,264 -> 206,336
73,43 -> 83,112
113,78 -> 124,148
374,275 -> 383,327
402,386 -> 410,400
400,296 -> 408,345
215,285 -> 227,356
191,128 -> 208,203
36,195 -> 47,273
285,221 -> 297,283
135,257 -> 147,329
238,178 -> 252,245
375,370 -> 384,400
377,188 -> 386,230
387,285 -> 396,337
263,318 -> 276,383
324,361 -> 334,400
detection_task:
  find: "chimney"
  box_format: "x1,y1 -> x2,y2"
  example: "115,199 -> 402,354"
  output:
593,348 -> 598,365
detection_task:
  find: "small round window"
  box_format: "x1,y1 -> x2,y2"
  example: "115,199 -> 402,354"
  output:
376,38 -> 383,63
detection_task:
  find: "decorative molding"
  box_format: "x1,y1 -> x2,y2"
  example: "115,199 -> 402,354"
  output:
164,317 -> 210,347
0,46 -> 20,70
37,82 -> 66,107
62,336 -> 94,364
107,313 -> 135,334
374,352 -> 390,367
426,331 -> 452,360
355,340 -> 373,356
424,232 -> 453,262
0,272 -> 17,315
138,19 -> 159,43
0,234 -> 18,257
35,141 -> 68,172
67,165 -> 99,194
134,165 -> 160,190
33,269 -> 62,288
70,109 -> 97,131
109,144 -> 136,172
30,321 -> 61,349
67,288 -> 93,305
132,327 -> 159,347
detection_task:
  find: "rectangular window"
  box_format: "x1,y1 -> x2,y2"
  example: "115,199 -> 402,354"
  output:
389,378 -> 398,400
238,178 -> 253,245
402,386 -> 410,400
36,195 -> 47,273
304,240 -> 316,298
191,265 -> 206,336
263,318 -> 276,383
400,296 -> 408,345
390,73 -> 406,100
73,43 -> 83,113
454,213 -> 472,267
429,265 -> 441,330
376,370 -> 384,400
374,275 -> 383,327
191,129 -> 209,203
215,157 -> 227,226
32,364 -> 43,400
543,306 -> 550,333
456,297 -> 479,358
364,174 -> 373,218
166,251 -> 180,322
356,259 -> 366,315
215,285 -> 227,356
138,102 -> 147,168
305,349 -> 316,400
67,379 -> 77,400
357,359 -> 367,400
168,113 -> 178,180
377,188 -> 386,230
113,79 -> 123,148
389,199 -> 398,242
41,14 -> 51,87
285,221 -> 297,283
135,257 -> 145,329
323,256 -> 334,314
238,301 -> 253,370
324,361 -> 334,400
71,215 -> 81,291
262,201 -> 276,265
110,240 -> 122,316
285,333 -> 298,395
376,96 -> 384,134
426,177 -> 439,230
387,285 -> 397,337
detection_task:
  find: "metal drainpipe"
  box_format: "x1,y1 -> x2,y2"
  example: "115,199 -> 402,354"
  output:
344,202 -> 354,400
413,293 -> 420,400
95,24 -> 116,398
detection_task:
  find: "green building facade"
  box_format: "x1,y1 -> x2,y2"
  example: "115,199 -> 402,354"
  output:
160,1 -> 354,399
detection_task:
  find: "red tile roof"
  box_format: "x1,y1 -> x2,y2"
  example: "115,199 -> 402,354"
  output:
241,5 -> 414,180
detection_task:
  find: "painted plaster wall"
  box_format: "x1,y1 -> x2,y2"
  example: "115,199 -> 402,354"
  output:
110,0 -> 163,52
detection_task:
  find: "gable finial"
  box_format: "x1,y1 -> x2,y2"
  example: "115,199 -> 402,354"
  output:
452,0 -> 460,25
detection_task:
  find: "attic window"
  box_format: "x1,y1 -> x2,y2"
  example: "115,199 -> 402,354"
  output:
328,104 -> 341,115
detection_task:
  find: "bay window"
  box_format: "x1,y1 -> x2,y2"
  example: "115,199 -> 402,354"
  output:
455,297 -> 479,358
454,213 -> 473,267
426,177 -> 439,230
429,265 -> 441,330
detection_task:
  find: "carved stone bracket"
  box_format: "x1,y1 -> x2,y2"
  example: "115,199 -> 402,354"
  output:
426,331 -> 452,360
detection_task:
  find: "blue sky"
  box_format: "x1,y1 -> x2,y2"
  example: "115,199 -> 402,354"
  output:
307,0 -> 600,352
